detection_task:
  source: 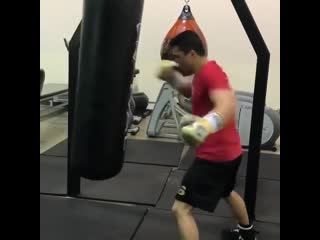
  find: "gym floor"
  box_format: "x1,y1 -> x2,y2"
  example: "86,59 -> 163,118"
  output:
40,110 -> 280,240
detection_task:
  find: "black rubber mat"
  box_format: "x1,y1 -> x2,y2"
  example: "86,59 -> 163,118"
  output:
156,170 -> 280,223
42,138 -> 184,166
133,208 -> 280,240
179,148 -> 280,180
124,139 -> 184,166
40,195 -> 147,240
255,178 -> 280,224
238,150 -> 280,180
80,163 -> 172,205
40,155 -> 172,205
40,155 -> 67,194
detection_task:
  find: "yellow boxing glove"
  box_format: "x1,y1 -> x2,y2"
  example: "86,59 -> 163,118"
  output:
156,60 -> 178,81
181,112 -> 224,146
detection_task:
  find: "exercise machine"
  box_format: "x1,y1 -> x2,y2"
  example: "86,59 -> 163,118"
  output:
40,83 -> 69,119
147,83 -> 187,140
236,99 -> 280,151
147,83 -> 280,151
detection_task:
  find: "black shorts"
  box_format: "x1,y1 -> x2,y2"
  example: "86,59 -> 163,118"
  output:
175,154 -> 242,212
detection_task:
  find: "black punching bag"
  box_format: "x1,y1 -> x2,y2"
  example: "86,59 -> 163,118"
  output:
71,0 -> 144,180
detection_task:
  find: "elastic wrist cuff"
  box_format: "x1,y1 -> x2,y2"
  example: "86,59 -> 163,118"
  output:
203,112 -> 224,132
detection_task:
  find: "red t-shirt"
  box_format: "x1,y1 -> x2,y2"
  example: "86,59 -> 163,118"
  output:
192,60 -> 242,162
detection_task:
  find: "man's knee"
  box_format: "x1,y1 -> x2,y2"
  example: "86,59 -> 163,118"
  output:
171,200 -> 192,217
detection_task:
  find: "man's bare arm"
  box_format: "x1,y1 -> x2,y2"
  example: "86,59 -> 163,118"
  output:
208,88 -> 237,127
157,63 -> 192,97
170,72 -> 193,97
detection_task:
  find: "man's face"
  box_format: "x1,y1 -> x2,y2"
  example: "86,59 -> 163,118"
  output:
170,46 -> 195,76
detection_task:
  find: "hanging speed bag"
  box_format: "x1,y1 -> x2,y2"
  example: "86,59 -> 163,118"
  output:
160,5 -> 208,60
70,0 -> 144,180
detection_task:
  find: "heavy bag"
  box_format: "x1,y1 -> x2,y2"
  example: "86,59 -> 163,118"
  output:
71,0 -> 144,180
160,4 -> 208,60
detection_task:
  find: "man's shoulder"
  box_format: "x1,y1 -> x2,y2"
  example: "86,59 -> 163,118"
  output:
200,61 -> 228,80
195,60 -> 231,90
200,60 -> 224,74
210,60 -> 226,71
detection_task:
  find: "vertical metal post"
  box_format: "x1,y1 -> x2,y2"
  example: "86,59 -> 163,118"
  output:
230,0 -> 270,221
67,22 -> 82,196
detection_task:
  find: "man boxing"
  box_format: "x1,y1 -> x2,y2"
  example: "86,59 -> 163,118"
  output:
157,30 -> 258,240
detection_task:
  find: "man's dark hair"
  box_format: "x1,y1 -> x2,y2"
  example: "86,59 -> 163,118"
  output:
169,30 -> 206,56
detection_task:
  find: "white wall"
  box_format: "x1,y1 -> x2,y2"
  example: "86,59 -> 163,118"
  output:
40,0 -> 279,109
40,0 -> 83,84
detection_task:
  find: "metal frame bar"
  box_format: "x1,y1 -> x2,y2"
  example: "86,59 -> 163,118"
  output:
40,89 -> 68,100
231,0 -> 270,221
67,21 -> 82,197
64,1 -> 271,223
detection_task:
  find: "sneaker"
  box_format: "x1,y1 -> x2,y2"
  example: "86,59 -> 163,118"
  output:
222,227 -> 259,240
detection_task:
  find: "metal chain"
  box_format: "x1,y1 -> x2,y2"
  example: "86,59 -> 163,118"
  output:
184,0 -> 190,5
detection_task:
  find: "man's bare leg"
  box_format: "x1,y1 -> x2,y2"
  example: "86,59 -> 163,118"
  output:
223,191 -> 258,240
225,190 -> 250,225
172,200 -> 199,240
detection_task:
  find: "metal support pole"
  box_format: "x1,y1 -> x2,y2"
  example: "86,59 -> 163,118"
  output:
67,22 -> 82,197
230,0 -> 270,221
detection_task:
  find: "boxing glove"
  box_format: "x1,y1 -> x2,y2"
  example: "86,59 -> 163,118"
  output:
181,112 -> 224,146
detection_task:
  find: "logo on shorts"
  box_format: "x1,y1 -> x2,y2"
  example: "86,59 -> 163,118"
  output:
177,185 -> 186,196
